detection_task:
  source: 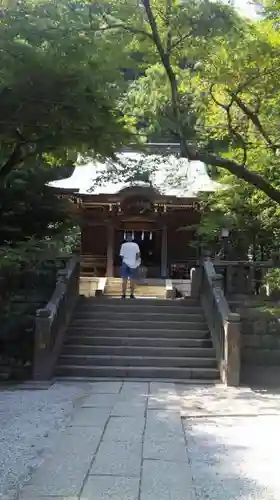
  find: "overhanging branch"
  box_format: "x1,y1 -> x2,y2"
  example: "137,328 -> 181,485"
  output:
230,92 -> 276,151
100,13 -> 153,39
141,0 -> 192,158
210,85 -> 247,166
190,150 -> 280,204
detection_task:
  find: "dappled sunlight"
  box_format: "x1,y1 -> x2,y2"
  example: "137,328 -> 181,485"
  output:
143,383 -> 280,417
176,385 -> 280,417
185,415 -> 280,499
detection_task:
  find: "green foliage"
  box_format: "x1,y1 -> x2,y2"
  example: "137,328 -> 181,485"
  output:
0,157 -> 77,315
0,0 -> 132,179
92,0 -> 280,204
264,268 -> 280,292
104,0 -> 241,144
0,158 -> 74,244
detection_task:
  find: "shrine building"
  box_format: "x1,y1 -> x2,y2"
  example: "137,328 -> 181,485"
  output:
50,153 -> 219,279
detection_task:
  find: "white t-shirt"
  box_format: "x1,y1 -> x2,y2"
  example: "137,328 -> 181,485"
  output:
120,241 -> 141,269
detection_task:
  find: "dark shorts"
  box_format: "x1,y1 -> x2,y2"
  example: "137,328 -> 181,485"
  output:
121,263 -> 138,279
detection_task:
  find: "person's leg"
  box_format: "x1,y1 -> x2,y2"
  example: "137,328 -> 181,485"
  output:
120,263 -> 128,298
130,268 -> 137,298
122,278 -> 128,298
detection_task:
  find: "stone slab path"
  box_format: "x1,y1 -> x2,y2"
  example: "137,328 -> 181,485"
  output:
3,381 -> 280,500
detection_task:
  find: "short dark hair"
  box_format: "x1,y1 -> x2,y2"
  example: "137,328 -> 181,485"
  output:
126,232 -> 133,241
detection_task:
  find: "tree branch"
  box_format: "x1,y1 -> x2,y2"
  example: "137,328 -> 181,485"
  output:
102,0 -> 280,204
100,13 -> 153,39
190,150 -> 280,204
230,92 -> 276,151
166,0 -> 172,56
209,83 -> 231,110
0,129 -> 28,182
210,85 -> 247,165
226,107 -> 247,166
170,30 -> 193,51
141,0 -> 192,158
0,142 -> 22,181
236,64 -> 280,94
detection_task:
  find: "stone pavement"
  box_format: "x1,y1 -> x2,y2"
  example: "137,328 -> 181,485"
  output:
15,381 -> 280,500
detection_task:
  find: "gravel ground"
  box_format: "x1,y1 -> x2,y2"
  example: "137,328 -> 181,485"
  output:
185,415 -> 280,500
0,382 -> 89,500
178,385 -> 280,500
1,382 -> 280,500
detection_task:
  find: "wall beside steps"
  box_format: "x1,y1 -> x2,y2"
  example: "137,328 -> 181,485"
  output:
79,277 -> 99,297
172,279 -> 191,297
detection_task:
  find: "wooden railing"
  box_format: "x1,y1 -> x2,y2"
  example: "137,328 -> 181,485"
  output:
80,254 -> 106,277
33,257 -> 80,380
192,259 -> 241,386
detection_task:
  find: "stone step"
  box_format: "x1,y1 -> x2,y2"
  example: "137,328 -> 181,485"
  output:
62,344 -> 216,358
56,365 -> 219,380
69,319 -> 208,331
79,297 -> 198,306
105,284 -> 165,288
105,287 -> 165,291
67,327 -> 209,338
105,283 -> 165,287
73,311 -> 204,322
105,287 -> 165,293
104,292 -> 166,298
77,303 -> 203,313
59,354 -> 217,368
65,336 -> 213,348
106,281 -> 165,286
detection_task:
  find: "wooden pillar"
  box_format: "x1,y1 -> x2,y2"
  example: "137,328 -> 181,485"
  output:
161,226 -> 168,277
106,225 -> 114,277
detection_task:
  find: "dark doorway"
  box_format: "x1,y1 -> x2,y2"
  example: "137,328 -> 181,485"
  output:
115,230 -> 161,277
134,231 -> 158,267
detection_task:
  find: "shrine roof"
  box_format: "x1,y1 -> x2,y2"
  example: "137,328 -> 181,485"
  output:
49,152 -> 221,198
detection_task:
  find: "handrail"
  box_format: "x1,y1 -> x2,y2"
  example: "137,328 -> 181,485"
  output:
212,260 -> 280,296
192,259 -> 241,386
33,257 -> 80,380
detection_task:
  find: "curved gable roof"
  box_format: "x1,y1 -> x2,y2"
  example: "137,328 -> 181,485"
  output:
49,152 -> 221,197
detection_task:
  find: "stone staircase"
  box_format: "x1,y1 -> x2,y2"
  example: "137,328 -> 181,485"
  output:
104,277 -> 166,299
56,297 -> 219,381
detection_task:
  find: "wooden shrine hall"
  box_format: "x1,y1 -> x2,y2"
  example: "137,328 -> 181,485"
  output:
50,153 -> 219,279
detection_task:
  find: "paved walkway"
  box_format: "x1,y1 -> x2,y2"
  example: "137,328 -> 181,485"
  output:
4,381 -> 280,500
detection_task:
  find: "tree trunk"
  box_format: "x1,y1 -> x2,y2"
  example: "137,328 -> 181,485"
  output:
0,143 -> 23,183
141,0 -> 280,205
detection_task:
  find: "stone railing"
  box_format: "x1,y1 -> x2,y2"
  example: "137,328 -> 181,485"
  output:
192,259 -> 241,386
213,260 -> 280,296
33,257 -> 80,380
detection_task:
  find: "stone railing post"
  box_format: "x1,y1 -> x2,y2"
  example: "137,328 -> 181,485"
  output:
33,308 -> 52,380
33,257 -> 80,381
190,267 -> 202,298
222,312 -> 241,387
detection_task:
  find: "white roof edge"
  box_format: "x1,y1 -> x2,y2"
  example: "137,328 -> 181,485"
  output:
49,154 -> 221,197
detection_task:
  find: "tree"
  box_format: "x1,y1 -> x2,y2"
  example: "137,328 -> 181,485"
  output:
93,0 -> 280,204
0,158 -> 74,245
0,0 -> 132,183
195,175 -> 280,260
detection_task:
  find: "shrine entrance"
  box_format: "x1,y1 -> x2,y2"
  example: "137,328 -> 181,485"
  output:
114,229 -> 162,278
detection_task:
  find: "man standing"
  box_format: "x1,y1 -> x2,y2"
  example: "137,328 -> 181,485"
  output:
120,233 -> 141,299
